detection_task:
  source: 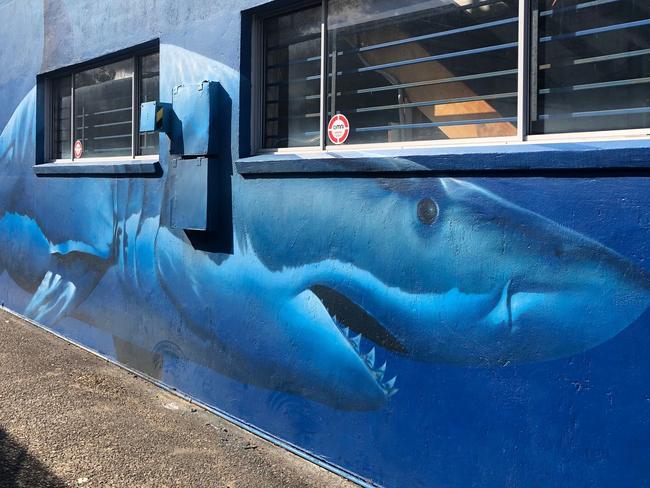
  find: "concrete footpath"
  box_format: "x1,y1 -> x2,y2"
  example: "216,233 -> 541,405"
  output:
0,308 -> 354,488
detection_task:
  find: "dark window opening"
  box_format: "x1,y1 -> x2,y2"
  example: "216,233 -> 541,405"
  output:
263,5 -> 322,148
51,76 -> 71,159
139,52 -> 160,156
49,47 -> 159,160
531,0 -> 650,134
327,0 -> 519,145
256,1 -> 650,151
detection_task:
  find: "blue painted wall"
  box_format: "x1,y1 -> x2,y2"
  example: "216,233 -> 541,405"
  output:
1,1 -> 649,486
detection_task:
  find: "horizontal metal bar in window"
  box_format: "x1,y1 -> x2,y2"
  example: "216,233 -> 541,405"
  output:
540,18 -> 650,44
301,116 -> 517,138
266,93 -> 322,104
93,120 -> 132,128
540,47 -> 650,70
90,147 -> 133,153
93,134 -> 131,140
265,74 -> 321,86
354,92 -> 518,114
266,54 -> 321,69
265,112 -> 320,121
539,106 -> 650,120
340,17 -> 517,56
344,42 -> 518,75
341,69 -> 518,96
539,77 -> 650,95
539,0 -> 621,17
78,106 -> 131,116
265,32 -> 322,53
355,117 -> 517,133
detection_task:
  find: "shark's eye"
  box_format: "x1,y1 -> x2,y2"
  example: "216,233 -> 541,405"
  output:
417,198 -> 438,225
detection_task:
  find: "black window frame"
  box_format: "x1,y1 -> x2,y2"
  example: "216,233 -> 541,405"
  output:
250,0 -> 650,154
40,41 -> 160,163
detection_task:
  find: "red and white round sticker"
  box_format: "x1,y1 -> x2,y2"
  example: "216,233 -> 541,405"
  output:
73,140 -> 83,159
327,114 -> 350,145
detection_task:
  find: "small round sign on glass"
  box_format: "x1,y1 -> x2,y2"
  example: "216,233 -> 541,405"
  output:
327,114 -> 350,145
73,140 -> 83,159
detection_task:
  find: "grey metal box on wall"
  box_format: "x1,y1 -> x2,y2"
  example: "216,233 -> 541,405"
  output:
169,157 -> 214,231
170,81 -> 219,157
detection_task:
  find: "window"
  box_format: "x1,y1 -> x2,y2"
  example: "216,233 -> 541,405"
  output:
49,48 -> 159,161
256,1 -> 650,151
327,0 -> 519,145
531,0 -> 650,134
263,5 -> 322,148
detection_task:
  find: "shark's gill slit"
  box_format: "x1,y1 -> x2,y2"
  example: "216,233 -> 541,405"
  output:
309,285 -> 408,354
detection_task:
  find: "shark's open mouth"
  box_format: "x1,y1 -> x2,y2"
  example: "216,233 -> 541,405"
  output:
310,284 -> 402,397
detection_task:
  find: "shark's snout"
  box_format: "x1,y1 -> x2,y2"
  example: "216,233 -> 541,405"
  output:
302,179 -> 650,369
432,179 -> 650,364
501,231 -> 650,363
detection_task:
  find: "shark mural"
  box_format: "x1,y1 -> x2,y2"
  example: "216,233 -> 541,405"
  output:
2,2 -> 650,486
0,87 -> 648,412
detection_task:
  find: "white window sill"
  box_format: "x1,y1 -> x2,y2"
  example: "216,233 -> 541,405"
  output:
236,138 -> 650,176
34,159 -> 161,176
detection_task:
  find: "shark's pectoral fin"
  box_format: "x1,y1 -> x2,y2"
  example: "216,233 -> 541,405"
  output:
24,270 -> 77,323
23,252 -> 112,325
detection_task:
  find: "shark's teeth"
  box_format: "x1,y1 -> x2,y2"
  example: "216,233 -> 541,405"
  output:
375,361 -> 387,377
364,347 -> 375,368
350,334 -> 361,351
383,376 -> 397,390
332,322 -> 393,394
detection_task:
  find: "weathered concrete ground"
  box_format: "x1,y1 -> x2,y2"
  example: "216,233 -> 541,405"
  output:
0,308 -> 354,487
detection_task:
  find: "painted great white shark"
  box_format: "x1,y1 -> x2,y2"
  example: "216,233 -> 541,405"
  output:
0,88 -> 649,410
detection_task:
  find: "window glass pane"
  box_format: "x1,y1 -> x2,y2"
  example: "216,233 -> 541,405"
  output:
327,0 -> 519,145
139,52 -> 160,155
52,76 -> 71,159
264,6 -> 322,148
532,0 -> 650,134
74,59 -> 133,158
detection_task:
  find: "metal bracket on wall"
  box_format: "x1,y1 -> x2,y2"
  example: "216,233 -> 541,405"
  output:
169,157 -> 215,231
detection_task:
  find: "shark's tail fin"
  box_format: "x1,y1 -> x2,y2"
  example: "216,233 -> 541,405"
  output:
0,88 -> 36,172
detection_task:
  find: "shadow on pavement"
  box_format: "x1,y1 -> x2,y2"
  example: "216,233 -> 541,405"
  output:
0,427 -> 65,487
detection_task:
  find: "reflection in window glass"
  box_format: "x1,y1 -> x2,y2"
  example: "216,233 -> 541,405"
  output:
327,0 -> 519,145
263,6 -> 322,148
140,53 -> 160,155
74,59 -> 134,158
52,76 -> 71,159
532,0 -> 650,134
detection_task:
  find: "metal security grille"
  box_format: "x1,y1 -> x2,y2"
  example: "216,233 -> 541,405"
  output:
532,0 -> 650,134
263,5 -> 323,148
50,48 -> 159,161
327,0 -> 519,145
74,59 -> 134,158
51,76 -> 72,159
257,0 -> 650,151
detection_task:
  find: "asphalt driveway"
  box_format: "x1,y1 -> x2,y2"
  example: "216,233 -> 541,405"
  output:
0,308 -> 354,488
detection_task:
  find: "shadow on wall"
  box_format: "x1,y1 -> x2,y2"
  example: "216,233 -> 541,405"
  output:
0,427 -> 65,488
